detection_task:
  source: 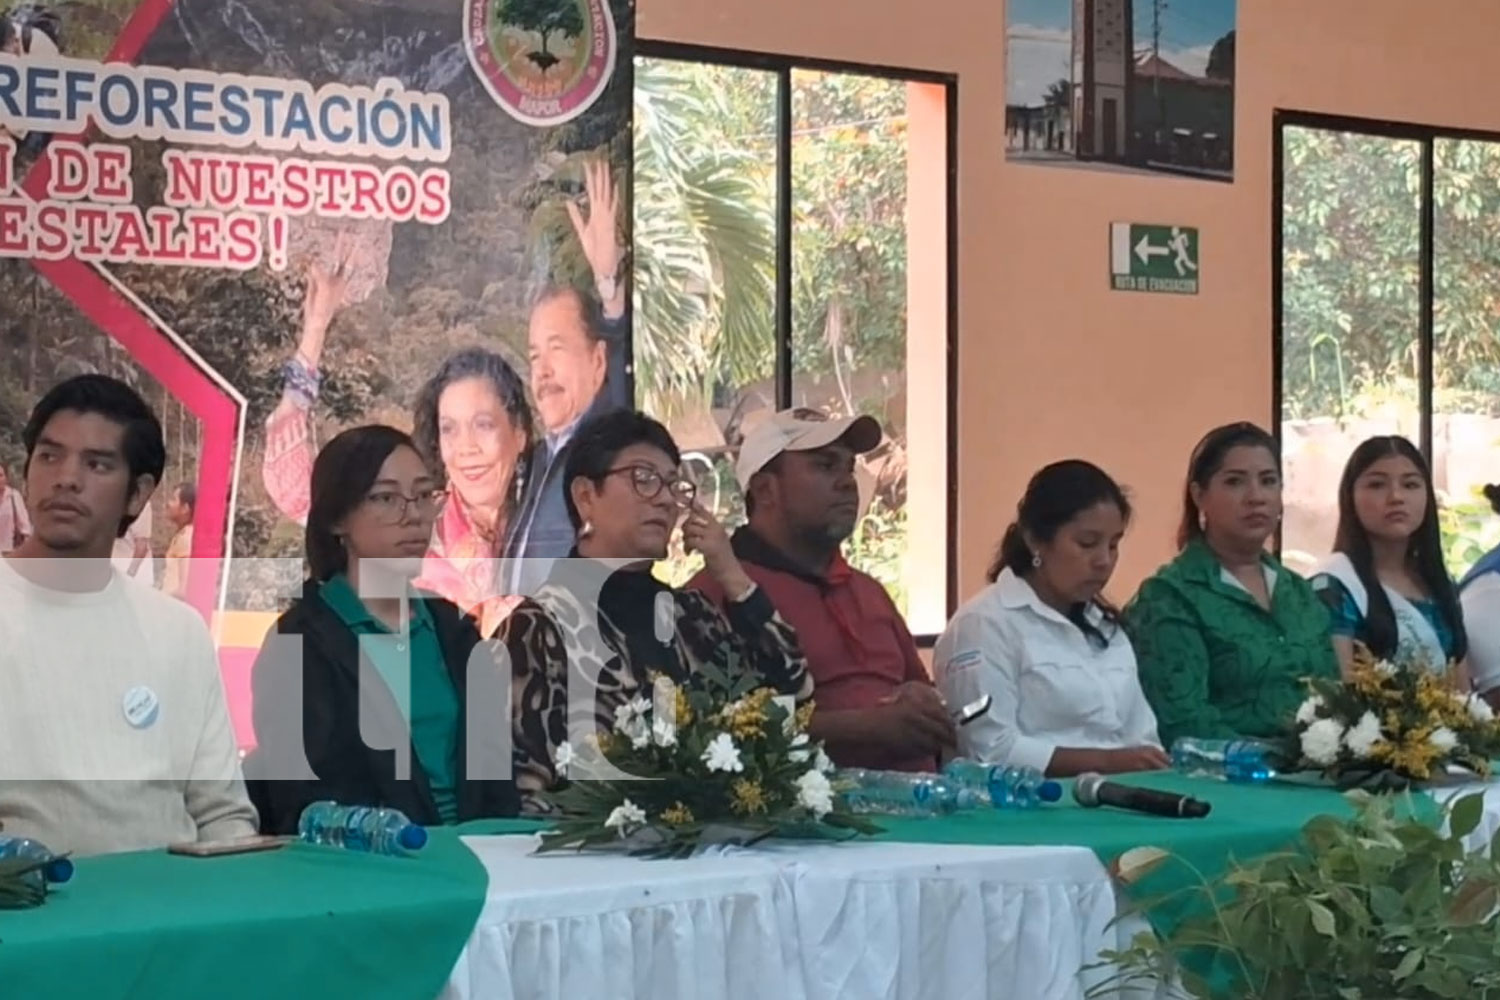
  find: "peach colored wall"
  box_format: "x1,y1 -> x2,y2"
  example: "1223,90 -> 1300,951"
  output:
636,0 -> 1500,607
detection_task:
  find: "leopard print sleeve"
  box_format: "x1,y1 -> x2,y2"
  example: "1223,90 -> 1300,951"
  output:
677,588 -> 814,702
500,598 -> 569,816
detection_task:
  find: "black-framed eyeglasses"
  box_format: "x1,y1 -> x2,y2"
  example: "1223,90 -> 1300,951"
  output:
604,465 -> 697,507
364,487 -> 448,524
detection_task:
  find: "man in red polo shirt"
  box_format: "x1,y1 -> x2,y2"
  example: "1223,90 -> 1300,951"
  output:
689,408 -> 954,771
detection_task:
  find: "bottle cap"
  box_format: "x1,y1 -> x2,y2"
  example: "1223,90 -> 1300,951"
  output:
398,824 -> 428,851
1038,781 -> 1063,803
45,857 -> 74,884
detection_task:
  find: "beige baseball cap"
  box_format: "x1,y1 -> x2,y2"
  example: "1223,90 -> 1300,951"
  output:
735,407 -> 883,488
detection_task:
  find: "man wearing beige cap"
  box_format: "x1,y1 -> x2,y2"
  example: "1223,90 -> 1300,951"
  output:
689,407 -> 953,771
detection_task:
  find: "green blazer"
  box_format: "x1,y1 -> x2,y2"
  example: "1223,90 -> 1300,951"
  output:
1125,540 -> 1338,747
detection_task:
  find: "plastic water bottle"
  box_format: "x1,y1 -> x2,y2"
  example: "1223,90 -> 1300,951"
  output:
0,835 -> 74,889
836,769 -> 980,817
1171,738 -> 1276,782
297,802 -> 429,856
942,758 -> 1063,808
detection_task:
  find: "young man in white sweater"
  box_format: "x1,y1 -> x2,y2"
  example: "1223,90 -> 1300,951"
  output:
0,375 -> 257,856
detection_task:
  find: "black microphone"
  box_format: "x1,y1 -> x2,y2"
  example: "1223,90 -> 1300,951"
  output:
1073,772 -> 1211,819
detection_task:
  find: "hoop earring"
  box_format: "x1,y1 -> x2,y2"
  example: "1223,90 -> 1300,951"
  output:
580,519 -> 593,539
1031,554 -> 1042,569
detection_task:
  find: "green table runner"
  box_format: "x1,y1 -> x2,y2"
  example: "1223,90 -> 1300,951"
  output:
873,772 -> 1353,866
0,829 -> 489,1000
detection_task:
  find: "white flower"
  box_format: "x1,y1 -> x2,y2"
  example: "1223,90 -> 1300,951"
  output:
702,732 -> 744,773
604,799 -> 647,836
1430,727 -> 1459,754
555,741 -> 576,777
789,733 -> 811,763
1374,659 -> 1399,678
651,716 -> 678,748
1301,718 -> 1345,766
614,696 -> 652,731
1295,695 -> 1325,725
1467,695 -> 1495,724
813,748 -> 834,774
614,696 -> 652,748
796,769 -> 835,818
1343,712 -> 1382,759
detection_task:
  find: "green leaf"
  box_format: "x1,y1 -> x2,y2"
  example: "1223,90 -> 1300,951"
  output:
1307,899 -> 1338,936
1392,947 -> 1424,981
1448,792 -> 1485,840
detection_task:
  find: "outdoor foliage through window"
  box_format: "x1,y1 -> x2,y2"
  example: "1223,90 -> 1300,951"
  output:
632,55 -> 925,615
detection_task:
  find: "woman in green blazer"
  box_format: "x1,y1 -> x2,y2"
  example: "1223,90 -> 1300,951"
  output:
1126,422 -> 1338,747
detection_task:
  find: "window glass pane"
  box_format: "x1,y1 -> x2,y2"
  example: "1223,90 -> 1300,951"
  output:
1434,138 -> 1500,578
632,56 -> 777,583
788,69 -> 914,614
1280,127 -> 1422,575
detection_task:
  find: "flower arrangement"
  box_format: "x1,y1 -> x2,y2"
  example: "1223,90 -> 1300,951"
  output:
1284,643 -> 1500,787
535,653 -> 881,858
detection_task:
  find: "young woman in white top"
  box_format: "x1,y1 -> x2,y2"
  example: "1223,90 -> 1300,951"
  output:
933,460 -> 1167,777
1310,436 -> 1468,682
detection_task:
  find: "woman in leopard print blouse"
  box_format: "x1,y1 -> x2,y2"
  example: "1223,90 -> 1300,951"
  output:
498,410 -> 813,814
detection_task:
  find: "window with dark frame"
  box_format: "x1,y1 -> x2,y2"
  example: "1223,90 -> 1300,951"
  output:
1275,111 -> 1500,579
630,42 -> 957,639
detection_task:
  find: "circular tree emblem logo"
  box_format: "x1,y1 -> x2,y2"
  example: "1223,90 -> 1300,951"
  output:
464,0 -> 617,127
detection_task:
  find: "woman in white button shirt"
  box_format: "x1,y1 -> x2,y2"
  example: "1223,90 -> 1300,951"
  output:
934,461 -> 1169,776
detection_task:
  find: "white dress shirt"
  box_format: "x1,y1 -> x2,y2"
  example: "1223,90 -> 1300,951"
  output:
1462,574 -> 1500,694
932,568 -> 1161,772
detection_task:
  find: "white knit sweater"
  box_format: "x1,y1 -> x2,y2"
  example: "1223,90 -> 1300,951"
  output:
0,556 -> 257,856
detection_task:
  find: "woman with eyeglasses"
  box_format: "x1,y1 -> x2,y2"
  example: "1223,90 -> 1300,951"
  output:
246,425 -> 519,834
499,410 -> 813,814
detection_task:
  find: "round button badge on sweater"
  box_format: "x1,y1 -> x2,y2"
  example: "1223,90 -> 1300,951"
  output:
122,686 -> 160,729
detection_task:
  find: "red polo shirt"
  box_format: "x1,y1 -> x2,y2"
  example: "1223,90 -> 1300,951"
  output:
689,528 -> 934,771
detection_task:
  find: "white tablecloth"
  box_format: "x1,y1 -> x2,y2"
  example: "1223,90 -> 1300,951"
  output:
441,836 -> 1151,1000
441,781 -> 1500,1000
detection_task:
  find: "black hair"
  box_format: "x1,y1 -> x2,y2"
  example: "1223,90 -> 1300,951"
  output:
22,374 -> 165,537
306,425 -> 418,581
532,285 -> 608,346
412,347 -> 535,510
988,459 -> 1131,648
175,481 -> 197,515
562,410 -> 680,532
1485,483 -> 1500,516
1178,421 -> 1279,550
1333,435 -> 1467,663
1,3 -> 62,53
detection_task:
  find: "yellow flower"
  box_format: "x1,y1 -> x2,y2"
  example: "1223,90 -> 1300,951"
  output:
1367,738 -> 1395,763
1389,727 -> 1439,779
1415,674 -> 1448,715
661,802 -> 695,826
730,778 -> 769,816
674,688 -> 694,727
796,700 -> 817,733
725,688 -> 774,740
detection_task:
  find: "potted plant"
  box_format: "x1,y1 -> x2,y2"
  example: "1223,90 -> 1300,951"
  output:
1093,791 -> 1500,999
